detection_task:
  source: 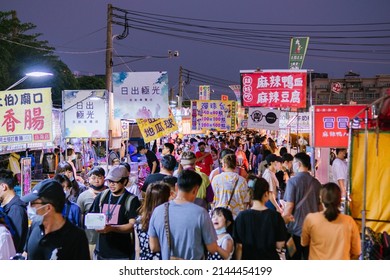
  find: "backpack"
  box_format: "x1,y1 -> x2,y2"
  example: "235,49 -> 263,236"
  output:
0,206 -> 16,237
98,189 -> 135,216
252,143 -> 262,156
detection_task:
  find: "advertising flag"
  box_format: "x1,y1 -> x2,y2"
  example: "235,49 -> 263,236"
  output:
137,109 -> 178,143
199,85 -> 211,100
289,37 -> 310,69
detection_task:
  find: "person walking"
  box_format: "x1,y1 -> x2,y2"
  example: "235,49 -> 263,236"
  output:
148,169 -> 218,260
234,175 -> 287,260
0,169 -> 28,254
301,182 -> 361,260
22,179 -> 90,260
283,152 -> 323,260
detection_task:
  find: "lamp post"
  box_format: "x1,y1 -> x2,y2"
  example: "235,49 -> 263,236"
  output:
5,71 -> 53,91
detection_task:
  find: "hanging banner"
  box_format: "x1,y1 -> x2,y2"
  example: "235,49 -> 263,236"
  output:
0,88 -> 53,145
137,109 -> 178,143
113,71 -> 169,119
20,157 -> 32,196
313,105 -> 367,148
241,70 -> 307,108
229,84 -> 242,106
191,100 -> 237,131
199,85 -> 211,100
289,37 -> 310,69
121,120 -> 130,140
62,90 -> 108,138
247,108 -> 280,131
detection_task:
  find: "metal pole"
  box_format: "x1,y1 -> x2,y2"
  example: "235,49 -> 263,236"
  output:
105,4 -> 113,92
361,108 -> 369,259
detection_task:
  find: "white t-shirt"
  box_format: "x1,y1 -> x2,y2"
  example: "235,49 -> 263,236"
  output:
332,158 -> 348,184
0,224 -> 16,260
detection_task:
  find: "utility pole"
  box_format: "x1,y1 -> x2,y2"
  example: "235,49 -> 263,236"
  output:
105,4 -> 113,92
178,66 -> 183,109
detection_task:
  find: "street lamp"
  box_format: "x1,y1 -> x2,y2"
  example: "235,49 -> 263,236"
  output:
5,71 -> 53,91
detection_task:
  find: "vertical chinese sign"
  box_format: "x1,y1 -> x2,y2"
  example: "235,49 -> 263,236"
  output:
313,105 -> 367,148
112,71 -> 169,119
0,88 -> 53,145
289,37 -> 310,70
137,109 -> 178,143
20,157 -> 32,196
199,85 -> 211,100
191,100 -> 237,131
62,90 -> 108,138
240,70 -> 307,108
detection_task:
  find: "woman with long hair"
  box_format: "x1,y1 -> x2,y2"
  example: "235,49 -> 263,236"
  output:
55,161 -> 86,202
134,182 -> 171,260
301,182 -> 361,259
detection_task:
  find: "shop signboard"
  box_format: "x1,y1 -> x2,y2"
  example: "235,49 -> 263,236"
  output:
113,71 -> 169,119
62,90 -> 108,138
191,100 -> 237,131
137,109 -> 178,143
247,108 -> 280,131
240,70 -> 307,108
313,105 -> 367,148
0,88 -> 53,146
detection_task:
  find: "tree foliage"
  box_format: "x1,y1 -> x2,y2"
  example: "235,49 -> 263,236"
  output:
0,11 -> 79,106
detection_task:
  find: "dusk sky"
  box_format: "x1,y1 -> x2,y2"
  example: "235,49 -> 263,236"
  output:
2,0 -> 390,98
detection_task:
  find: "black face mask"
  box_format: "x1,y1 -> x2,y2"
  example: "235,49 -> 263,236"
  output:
90,184 -> 105,191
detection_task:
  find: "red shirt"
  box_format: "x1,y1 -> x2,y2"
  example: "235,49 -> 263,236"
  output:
195,151 -> 213,176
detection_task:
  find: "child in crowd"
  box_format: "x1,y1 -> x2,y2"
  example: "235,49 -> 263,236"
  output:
207,207 -> 234,260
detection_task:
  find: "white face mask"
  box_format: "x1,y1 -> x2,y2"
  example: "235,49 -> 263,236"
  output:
27,204 -> 48,224
293,162 -> 300,174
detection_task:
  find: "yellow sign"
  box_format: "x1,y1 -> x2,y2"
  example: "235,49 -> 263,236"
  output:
191,100 -> 237,131
0,88 -> 53,145
137,109 -> 178,143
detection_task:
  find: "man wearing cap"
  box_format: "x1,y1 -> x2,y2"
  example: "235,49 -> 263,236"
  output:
77,166 -> 107,258
262,154 -> 283,213
90,165 -> 141,260
22,179 -> 90,260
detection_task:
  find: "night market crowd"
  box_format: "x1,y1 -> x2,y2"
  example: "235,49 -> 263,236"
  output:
0,130 -> 361,260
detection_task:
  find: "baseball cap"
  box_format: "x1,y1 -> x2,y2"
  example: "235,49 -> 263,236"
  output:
21,179 -> 65,204
105,165 -> 129,182
265,154 -> 283,165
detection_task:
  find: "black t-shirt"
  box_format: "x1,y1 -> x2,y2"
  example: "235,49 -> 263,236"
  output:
145,150 -> 160,173
142,173 -> 168,192
26,219 -> 90,260
90,190 -> 141,259
233,208 -> 287,260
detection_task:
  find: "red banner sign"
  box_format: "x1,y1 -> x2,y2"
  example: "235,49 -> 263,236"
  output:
313,105 -> 367,148
241,70 -> 307,108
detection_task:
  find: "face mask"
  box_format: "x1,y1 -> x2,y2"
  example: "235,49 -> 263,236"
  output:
215,227 -> 227,235
27,204 -> 48,224
293,162 -> 300,174
90,184 -> 105,191
68,175 -> 74,182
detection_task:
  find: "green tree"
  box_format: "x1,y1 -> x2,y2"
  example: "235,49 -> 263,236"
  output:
77,75 -> 106,90
0,11 -> 78,106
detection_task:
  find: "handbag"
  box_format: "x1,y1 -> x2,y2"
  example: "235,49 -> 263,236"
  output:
164,202 -> 183,260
